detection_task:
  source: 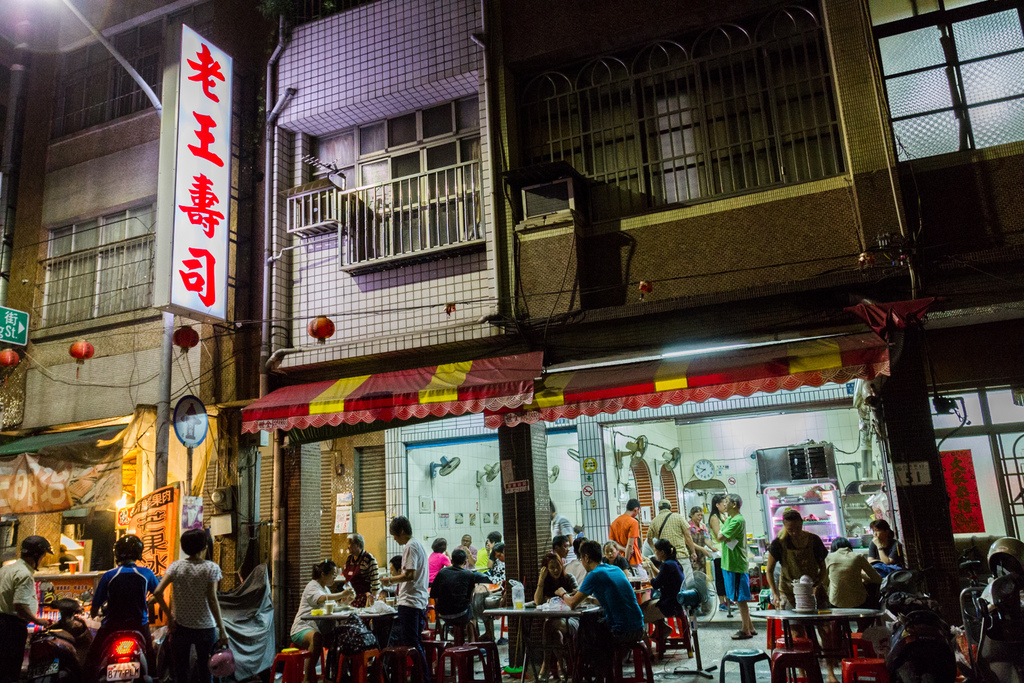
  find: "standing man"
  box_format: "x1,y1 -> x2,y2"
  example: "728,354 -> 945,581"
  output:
380,516 -> 430,682
716,494 -> 756,640
551,502 -> 575,561
0,536 -> 54,681
646,500 -> 698,586
610,499 -> 643,569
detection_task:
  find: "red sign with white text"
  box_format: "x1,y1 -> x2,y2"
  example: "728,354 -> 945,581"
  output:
160,25 -> 232,321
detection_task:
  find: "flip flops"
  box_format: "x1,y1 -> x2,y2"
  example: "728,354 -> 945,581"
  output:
731,630 -> 756,640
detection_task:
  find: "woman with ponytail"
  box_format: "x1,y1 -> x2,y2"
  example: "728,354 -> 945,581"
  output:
289,559 -> 354,682
640,539 -> 685,661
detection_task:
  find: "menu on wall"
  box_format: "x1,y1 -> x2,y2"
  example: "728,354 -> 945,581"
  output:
128,485 -> 179,576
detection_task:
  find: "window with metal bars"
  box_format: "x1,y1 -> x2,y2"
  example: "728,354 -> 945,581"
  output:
519,4 -> 843,221
51,3 -> 215,138
873,1 -> 1024,160
41,205 -> 155,326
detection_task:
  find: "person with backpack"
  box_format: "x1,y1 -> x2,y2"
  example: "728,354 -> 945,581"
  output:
646,500 -> 698,586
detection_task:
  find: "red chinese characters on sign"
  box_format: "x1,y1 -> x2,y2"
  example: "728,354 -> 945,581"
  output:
179,248 -> 216,307
186,44 -> 225,102
178,174 -> 223,237
940,450 -> 984,533
187,113 -> 224,168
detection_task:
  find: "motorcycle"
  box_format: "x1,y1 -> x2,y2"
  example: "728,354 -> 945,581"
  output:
89,629 -> 153,683
881,569 -> 957,683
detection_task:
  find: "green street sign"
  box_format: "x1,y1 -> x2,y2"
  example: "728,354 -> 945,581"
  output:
0,306 -> 29,346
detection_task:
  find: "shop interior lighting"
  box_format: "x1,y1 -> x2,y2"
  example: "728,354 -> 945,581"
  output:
60,534 -> 82,551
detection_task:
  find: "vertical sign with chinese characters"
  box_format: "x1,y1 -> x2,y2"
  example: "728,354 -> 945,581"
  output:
156,25 -> 232,322
128,485 -> 179,576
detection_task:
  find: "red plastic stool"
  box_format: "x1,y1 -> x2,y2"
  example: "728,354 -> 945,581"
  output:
771,650 -> 823,683
775,637 -> 814,652
850,634 -> 876,659
611,640 -> 654,683
270,649 -> 312,683
334,648 -> 381,683
380,646 -> 428,683
664,617 -> 692,651
842,659 -> 889,683
435,644 -> 495,683
767,617 -> 784,650
469,642 -> 501,683
423,640 -> 448,676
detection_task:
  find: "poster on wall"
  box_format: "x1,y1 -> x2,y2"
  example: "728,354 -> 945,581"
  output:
181,495 -> 203,530
493,513 -> 500,525
469,513 -> 477,527
128,485 -> 179,576
334,505 -> 352,533
483,513 -> 491,524
455,513 -> 464,525
940,450 -> 984,533
439,513 -> 450,529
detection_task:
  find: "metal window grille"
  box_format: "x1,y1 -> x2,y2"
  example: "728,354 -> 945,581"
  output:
41,210 -> 155,326
520,4 -> 843,220
875,2 -> 1024,160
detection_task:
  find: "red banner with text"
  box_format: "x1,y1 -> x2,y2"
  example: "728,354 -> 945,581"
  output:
940,449 -> 984,534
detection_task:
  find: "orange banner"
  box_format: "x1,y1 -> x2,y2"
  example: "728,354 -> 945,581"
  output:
128,485 -> 179,576
0,453 -> 121,514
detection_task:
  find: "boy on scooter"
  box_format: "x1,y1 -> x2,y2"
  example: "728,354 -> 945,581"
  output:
84,534 -> 159,678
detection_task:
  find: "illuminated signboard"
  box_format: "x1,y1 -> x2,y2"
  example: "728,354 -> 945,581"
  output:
155,25 -> 233,322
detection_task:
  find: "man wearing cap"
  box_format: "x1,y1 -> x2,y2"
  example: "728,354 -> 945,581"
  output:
0,535 -> 54,680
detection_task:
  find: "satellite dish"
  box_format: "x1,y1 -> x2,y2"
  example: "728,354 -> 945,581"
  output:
549,465 -> 560,484
566,449 -> 580,462
663,447 -> 682,471
477,463 -> 500,486
430,456 -> 461,479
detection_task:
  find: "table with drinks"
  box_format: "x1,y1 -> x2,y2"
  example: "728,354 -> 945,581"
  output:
308,604 -> 398,680
484,602 -> 602,683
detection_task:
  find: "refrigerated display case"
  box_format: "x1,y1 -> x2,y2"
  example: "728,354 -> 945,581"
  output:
762,482 -> 844,544
756,442 -> 845,544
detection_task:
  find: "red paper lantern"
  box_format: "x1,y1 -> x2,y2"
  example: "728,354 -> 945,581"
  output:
307,316 -> 335,344
69,340 -> 95,365
0,349 -> 19,368
173,326 -> 200,353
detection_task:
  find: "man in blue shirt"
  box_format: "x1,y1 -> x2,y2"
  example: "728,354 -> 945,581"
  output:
566,539 -> 645,663
84,534 -> 158,678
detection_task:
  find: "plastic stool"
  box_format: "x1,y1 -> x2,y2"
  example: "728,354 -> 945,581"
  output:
469,642 -> 501,683
612,640 -> 654,683
850,634 -> 876,659
775,637 -> 814,652
380,646 -> 428,683
771,650 -> 823,683
665,617 -> 692,650
767,618 -> 784,650
719,649 -> 771,683
423,640 -> 448,675
334,648 -> 380,683
842,659 -> 889,683
270,649 -> 312,683
439,621 -> 468,645
435,644 -> 495,683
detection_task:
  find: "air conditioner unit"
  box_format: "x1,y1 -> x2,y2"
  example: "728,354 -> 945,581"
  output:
522,177 -> 584,219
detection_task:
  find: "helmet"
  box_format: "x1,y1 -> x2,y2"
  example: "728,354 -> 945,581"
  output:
208,643 -> 235,677
21,535 -> 54,557
987,536 -> 1024,576
113,534 -> 144,564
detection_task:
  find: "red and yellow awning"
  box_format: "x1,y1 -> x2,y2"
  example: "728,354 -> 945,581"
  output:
484,334 -> 889,428
241,352 -> 543,433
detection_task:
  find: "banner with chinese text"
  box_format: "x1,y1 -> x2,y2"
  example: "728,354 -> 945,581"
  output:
940,449 -> 984,533
128,485 -> 179,576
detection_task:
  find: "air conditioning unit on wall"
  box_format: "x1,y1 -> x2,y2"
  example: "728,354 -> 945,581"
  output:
522,176 -> 585,220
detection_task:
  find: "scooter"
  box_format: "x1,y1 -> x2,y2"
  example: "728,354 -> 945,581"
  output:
89,629 -> 153,683
881,569 -> 957,683
969,573 -> 1024,683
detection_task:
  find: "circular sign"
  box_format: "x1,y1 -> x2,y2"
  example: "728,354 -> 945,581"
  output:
728,476 -> 737,486
582,457 -> 598,473
116,506 -> 132,529
173,395 -> 209,448
582,484 -> 595,499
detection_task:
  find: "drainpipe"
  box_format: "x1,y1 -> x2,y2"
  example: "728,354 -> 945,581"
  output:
0,30 -> 28,306
262,14 -> 294,643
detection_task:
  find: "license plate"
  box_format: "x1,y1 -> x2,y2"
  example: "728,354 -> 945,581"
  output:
107,662 -> 140,681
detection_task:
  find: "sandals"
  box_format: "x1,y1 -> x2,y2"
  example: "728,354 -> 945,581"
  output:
731,630 -> 756,640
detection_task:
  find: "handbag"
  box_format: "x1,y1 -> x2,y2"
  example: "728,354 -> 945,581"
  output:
335,615 -> 378,655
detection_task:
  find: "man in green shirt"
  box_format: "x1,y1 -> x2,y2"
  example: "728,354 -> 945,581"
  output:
716,494 -> 755,639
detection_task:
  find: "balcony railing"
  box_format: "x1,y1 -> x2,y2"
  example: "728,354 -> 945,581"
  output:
41,235 -> 154,326
288,160 -> 484,272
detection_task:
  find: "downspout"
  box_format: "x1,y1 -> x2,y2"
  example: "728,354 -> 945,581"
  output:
262,14 -> 294,644
0,38 -> 27,305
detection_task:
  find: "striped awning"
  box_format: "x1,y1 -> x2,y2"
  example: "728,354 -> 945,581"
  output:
484,334 -> 889,429
242,352 -> 543,433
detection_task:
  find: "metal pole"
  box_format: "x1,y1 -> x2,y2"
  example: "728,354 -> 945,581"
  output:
186,445 -> 194,496
57,0 -> 174,490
